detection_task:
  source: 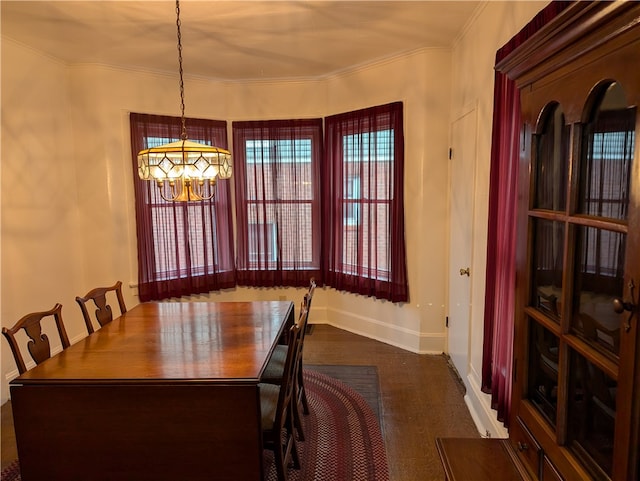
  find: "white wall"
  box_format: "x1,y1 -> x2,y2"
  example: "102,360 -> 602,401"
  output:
450,1 -> 550,438
1,2 -> 547,441
1,39 -> 88,391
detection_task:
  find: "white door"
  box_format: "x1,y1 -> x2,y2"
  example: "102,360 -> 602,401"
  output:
447,106 -> 477,381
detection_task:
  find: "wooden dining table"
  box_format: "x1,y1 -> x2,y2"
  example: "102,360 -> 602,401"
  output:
9,300 -> 294,481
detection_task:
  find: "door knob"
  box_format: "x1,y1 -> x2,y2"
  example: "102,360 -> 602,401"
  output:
613,298 -> 634,313
613,280 -> 637,332
459,267 -> 470,276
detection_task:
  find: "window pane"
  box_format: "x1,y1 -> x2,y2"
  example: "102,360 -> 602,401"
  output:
243,140 -> 314,270
144,135 -> 222,278
527,320 -> 559,426
248,221 -> 276,263
245,139 -> 313,201
572,225 -> 625,357
341,202 -> 390,279
232,119 -> 322,283
531,219 -> 564,321
322,102 -> 408,302
150,205 -> 219,279
578,82 -> 635,221
533,104 -> 569,211
341,130 -> 393,279
130,113 -> 235,301
344,175 -> 361,225
567,349 -> 616,480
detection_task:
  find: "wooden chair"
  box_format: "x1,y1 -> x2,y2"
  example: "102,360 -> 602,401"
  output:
75,280 -> 127,334
293,278 -> 315,415
580,312 -> 620,353
262,287 -> 314,440
2,303 -> 70,374
260,323 -> 302,481
307,277 -> 316,309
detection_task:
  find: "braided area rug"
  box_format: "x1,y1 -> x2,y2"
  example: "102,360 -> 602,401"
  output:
0,462 -> 18,481
1,368 -> 388,481
264,368 -> 389,481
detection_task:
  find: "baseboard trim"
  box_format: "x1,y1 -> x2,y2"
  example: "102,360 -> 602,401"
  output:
465,371 -> 509,439
315,306 -> 445,354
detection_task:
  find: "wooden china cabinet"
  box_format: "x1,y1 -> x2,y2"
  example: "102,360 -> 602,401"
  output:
497,3 -> 640,481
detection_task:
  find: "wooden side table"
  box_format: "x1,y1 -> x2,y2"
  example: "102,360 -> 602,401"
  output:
435,437 -> 530,481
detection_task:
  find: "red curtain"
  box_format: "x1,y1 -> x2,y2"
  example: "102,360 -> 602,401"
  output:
481,1 -> 572,426
322,102 -> 408,302
129,113 -> 236,301
232,119 -> 323,287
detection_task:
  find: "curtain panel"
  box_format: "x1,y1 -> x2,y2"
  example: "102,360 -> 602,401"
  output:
322,102 -> 408,303
129,113 -> 236,301
481,1 -> 572,426
232,119 -> 323,287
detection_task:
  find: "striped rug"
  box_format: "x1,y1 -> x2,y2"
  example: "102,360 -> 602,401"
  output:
264,367 -> 389,481
305,364 -> 382,424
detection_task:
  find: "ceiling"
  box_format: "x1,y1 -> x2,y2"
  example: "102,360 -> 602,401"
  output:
1,0 -> 484,81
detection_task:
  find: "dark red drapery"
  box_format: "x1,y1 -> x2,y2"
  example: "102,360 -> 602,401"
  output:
322,102 -> 408,303
481,1 -> 572,427
232,119 -> 323,287
129,113 -> 236,301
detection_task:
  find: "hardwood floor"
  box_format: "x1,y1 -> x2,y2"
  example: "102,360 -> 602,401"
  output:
303,324 -> 480,481
1,399 -> 16,471
1,324 -> 480,480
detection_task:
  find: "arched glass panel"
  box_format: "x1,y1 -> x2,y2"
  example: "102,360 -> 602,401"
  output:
533,103 -> 570,211
579,82 -> 636,221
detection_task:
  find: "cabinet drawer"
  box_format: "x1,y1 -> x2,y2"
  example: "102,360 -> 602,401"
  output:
542,456 -> 563,481
511,418 -> 541,478
436,438 -> 525,481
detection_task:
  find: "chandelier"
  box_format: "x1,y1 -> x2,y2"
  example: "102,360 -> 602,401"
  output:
137,0 -> 232,202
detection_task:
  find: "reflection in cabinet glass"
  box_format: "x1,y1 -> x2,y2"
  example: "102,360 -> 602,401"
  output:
578,82 -> 635,222
532,219 -> 564,321
567,349 -> 617,481
534,103 -> 569,211
573,225 -> 625,357
528,321 -> 559,426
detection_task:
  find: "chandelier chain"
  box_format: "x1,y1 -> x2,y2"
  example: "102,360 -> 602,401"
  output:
137,0 -> 231,202
175,0 -> 187,140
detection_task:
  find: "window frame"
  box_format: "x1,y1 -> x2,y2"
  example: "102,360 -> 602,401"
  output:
322,102 -> 409,302
129,113 -> 236,301
232,119 -> 323,287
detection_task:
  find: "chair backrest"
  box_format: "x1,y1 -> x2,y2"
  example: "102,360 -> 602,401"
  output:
297,296 -> 311,333
277,323 -> 301,427
296,290 -> 313,345
292,301 -> 310,372
2,303 -> 70,374
295,300 -> 309,334
307,277 -> 316,309
75,280 -> 127,334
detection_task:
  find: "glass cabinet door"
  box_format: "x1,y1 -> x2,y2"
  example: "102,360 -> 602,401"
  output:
566,81 -> 635,480
526,103 -> 569,429
524,81 -> 637,481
